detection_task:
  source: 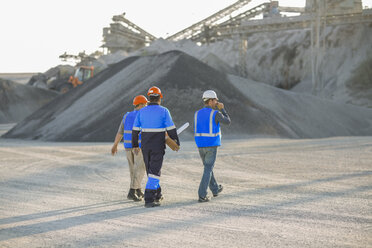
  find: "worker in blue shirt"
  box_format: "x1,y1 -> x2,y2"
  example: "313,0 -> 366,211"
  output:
194,90 -> 231,202
132,86 -> 180,208
111,95 -> 148,201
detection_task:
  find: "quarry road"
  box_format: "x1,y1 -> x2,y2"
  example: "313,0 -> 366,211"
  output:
0,136 -> 371,248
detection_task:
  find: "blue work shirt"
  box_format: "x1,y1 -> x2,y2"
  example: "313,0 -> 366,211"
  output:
132,103 -> 179,150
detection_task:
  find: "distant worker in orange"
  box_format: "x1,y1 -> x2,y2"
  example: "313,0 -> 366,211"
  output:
111,95 -> 148,201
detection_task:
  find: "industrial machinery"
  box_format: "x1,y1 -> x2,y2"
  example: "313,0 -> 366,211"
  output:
67,66 -> 94,89
45,65 -> 94,93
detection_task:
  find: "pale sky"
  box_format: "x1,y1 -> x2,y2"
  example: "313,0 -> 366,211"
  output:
0,0 -> 371,73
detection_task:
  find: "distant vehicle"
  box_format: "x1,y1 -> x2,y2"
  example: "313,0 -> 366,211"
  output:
29,65 -> 95,93
60,66 -> 94,93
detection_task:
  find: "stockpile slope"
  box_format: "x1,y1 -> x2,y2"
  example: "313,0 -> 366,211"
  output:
228,75 -> 372,138
3,51 -> 372,141
210,23 -> 372,107
2,56 -> 140,141
131,23 -> 372,108
2,51 -> 254,141
0,79 -> 58,124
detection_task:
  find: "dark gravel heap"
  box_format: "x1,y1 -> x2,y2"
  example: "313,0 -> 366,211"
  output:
0,78 -> 58,124
3,50 -> 372,141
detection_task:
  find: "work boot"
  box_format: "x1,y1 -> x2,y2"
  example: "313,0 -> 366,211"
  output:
155,187 -> 163,203
127,188 -> 142,201
127,189 -> 136,200
213,185 -> 223,197
144,201 -> 161,208
131,189 -> 143,202
155,195 -> 164,203
198,196 -> 210,202
136,189 -> 144,198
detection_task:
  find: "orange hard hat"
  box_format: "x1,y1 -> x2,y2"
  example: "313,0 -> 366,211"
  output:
147,86 -> 163,98
133,95 -> 148,106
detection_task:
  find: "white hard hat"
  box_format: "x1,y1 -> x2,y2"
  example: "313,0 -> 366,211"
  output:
202,90 -> 218,101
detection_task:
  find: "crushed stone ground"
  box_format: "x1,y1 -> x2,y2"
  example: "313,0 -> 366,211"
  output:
0,135 -> 371,247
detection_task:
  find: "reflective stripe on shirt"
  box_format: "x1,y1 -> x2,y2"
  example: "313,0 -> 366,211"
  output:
166,125 -> 176,130
141,128 -> 166,132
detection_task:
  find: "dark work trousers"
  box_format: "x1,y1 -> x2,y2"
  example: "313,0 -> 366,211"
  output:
141,148 -> 165,203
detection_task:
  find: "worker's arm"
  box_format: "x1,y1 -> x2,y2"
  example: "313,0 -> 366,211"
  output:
111,122 -> 124,155
215,102 -> 231,125
131,112 -> 141,148
164,108 -> 180,146
166,128 -> 180,146
111,133 -> 123,155
165,130 -> 180,151
132,129 -> 141,155
132,129 -> 140,148
132,113 -> 142,155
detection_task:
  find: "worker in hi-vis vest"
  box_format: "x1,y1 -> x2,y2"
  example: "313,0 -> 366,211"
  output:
194,90 -> 231,202
132,86 -> 180,208
111,95 -> 148,202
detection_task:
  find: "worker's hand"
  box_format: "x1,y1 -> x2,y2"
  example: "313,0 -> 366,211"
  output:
217,102 -> 224,110
111,145 -> 118,156
133,147 -> 141,155
174,145 -> 180,152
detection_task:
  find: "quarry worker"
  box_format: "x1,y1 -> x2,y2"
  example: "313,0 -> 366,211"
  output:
111,95 -> 148,202
194,90 -> 231,202
132,86 -> 180,208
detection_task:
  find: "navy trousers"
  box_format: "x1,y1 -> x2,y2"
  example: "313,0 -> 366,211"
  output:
141,148 -> 165,203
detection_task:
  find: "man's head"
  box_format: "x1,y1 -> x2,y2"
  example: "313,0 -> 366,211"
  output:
202,90 -> 218,108
133,95 -> 148,110
147,86 -> 163,103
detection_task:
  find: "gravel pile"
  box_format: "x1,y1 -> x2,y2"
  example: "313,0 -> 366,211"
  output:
3,51 -> 372,141
0,78 -> 58,124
